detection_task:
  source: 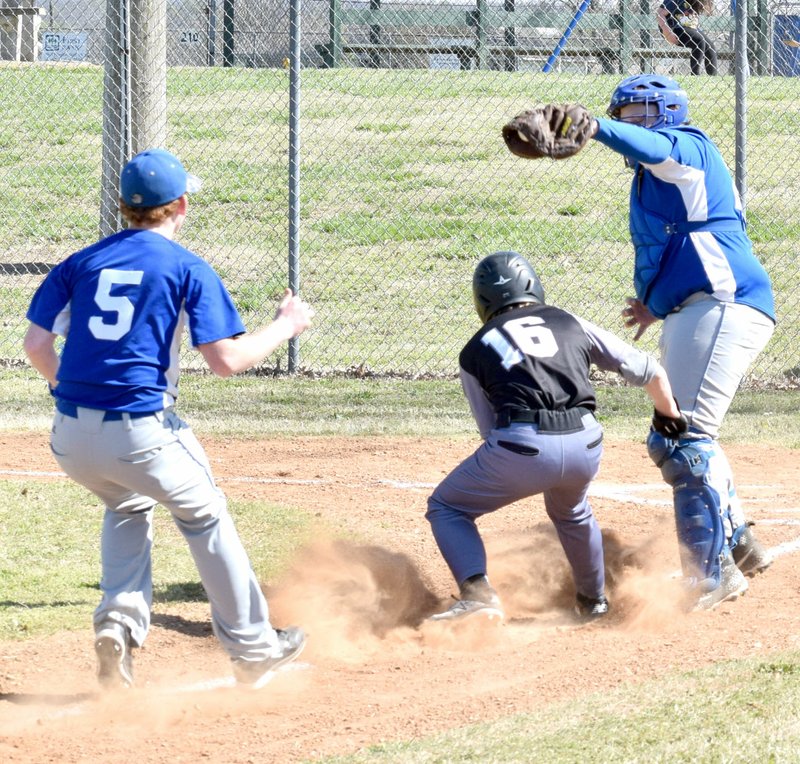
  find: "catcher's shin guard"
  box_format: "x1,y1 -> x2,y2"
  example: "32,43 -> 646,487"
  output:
647,433 -> 726,586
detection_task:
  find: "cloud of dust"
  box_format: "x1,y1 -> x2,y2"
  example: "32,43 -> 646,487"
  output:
263,518 -> 692,663
265,539 -> 440,661
418,610 -> 506,650
484,520 -> 691,633
604,522 -> 692,632
484,525 -> 576,615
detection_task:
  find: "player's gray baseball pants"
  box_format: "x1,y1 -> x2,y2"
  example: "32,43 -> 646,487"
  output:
49,405 -> 282,661
660,294 -> 775,532
660,294 -> 774,439
426,414 -> 605,600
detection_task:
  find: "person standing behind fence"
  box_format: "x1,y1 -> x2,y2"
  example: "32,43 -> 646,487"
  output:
23,148 -> 313,691
657,0 -> 719,75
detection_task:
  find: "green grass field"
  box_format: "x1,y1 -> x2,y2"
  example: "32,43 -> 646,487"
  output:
322,656 -> 800,763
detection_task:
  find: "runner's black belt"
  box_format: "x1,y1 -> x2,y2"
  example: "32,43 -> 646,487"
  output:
495,407 -> 594,434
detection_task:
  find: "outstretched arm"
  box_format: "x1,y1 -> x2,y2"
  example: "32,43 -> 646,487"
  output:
646,366 -> 688,437
592,117 -> 674,165
573,313 -> 686,434
198,288 -> 314,378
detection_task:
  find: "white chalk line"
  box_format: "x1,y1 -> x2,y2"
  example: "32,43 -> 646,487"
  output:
769,537 -> 800,557
4,466 -> 797,544
220,476 -> 330,486
378,479 -> 436,489
37,661 -> 312,722
0,467 -> 331,487
0,468 -> 66,477
1,467 -> 792,512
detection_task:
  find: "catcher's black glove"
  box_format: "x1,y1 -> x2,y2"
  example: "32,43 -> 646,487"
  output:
652,407 -> 689,439
502,103 -> 595,160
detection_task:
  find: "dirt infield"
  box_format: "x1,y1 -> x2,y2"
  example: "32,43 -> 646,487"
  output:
1,432 -> 799,763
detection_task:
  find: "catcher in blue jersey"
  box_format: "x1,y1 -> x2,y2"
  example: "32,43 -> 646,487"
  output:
24,149 -> 312,690
503,75 -> 776,611
426,251 -> 686,622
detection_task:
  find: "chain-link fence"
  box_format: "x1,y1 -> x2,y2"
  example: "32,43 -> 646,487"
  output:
1,0 -> 797,386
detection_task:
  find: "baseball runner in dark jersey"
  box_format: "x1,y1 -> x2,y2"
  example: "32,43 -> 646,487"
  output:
23,149 -> 312,690
427,251 -> 686,622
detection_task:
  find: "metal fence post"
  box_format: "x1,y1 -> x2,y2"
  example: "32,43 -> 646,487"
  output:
206,0 -> 217,66
130,0 -> 166,154
288,0 -> 301,372
100,0 -> 131,238
503,0 -> 516,72
475,0 -> 488,70
325,0 -> 342,68
223,0 -> 234,66
735,0 -> 748,210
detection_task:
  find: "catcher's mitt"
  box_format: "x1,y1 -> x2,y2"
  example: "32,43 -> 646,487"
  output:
502,103 -> 595,160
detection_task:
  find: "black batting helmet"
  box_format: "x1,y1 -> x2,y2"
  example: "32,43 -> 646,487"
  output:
472,251 -> 546,323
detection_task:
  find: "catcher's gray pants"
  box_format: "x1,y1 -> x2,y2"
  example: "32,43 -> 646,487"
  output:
50,406 -> 281,661
660,295 -> 774,439
660,295 -> 774,532
426,414 -> 605,600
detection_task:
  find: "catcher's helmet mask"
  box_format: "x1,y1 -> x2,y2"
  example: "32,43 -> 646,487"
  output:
607,74 -> 689,130
472,251 -> 546,323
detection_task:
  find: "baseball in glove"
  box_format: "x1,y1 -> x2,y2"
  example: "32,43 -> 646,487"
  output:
502,103 -> 596,160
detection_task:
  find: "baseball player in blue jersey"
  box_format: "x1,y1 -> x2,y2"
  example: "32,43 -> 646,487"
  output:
587,75 -> 776,610
24,148 -> 312,690
427,251 -> 687,622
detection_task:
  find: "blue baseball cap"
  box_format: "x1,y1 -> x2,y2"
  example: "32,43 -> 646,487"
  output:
119,148 -> 202,208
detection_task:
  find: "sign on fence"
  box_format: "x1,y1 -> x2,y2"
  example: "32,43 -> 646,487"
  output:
428,38 -> 473,70
40,32 -> 88,62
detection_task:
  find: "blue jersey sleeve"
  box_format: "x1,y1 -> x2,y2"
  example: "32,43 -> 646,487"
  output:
593,118 -> 674,165
183,260 -> 246,346
26,261 -> 72,334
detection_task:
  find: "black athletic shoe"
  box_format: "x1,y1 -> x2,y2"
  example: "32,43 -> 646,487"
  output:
459,575 -> 502,609
732,524 -> 773,578
95,621 -> 134,689
232,627 -> 306,690
575,592 -> 610,620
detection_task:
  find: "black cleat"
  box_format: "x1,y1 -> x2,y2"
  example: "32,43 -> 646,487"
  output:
732,524 -> 773,578
575,592 -> 610,620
